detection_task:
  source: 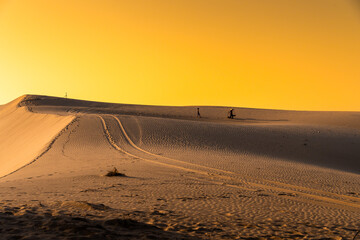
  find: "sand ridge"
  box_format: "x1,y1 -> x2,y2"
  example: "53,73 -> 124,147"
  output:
0,96 -> 74,178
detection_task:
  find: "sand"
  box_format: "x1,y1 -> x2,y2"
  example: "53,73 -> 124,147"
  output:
0,94 -> 360,239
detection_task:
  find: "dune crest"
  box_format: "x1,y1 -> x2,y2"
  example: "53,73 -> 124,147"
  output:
0,95 -> 75,178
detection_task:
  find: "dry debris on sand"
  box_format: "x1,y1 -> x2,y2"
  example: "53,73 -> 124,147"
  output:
105,167 -> 126,177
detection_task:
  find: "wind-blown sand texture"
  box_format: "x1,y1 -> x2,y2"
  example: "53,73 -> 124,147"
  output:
1,95 -> 360,239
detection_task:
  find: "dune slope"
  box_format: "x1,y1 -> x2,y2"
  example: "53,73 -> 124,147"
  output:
0,96 -> 74,178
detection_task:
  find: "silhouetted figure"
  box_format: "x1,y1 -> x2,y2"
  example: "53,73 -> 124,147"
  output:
197,108 -> 201,118
228,108 -> 236,119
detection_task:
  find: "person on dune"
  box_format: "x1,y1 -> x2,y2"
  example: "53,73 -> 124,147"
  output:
228,108 -> 236,119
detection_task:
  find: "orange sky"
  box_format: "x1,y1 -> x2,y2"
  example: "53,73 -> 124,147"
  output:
0,0 -> 359,110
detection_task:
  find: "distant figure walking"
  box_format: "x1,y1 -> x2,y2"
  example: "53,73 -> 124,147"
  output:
197,108 -> 201,118
228,108 -> 236,119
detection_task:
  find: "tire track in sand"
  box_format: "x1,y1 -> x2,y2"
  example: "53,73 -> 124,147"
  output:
99,114 -> 360,211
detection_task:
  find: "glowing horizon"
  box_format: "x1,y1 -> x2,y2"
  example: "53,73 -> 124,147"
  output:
0,0 -> 359,111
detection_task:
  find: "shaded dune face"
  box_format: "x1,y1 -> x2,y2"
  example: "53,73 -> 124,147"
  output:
0,94 -> 359,179
120,116 -> 360,174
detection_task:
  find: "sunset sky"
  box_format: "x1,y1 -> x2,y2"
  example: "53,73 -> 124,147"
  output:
0,0 -> 359,110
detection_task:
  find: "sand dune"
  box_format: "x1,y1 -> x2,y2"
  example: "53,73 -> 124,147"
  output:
0,95 -> 360,239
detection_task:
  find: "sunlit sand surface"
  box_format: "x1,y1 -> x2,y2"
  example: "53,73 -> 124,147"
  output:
1,95 -> 360,239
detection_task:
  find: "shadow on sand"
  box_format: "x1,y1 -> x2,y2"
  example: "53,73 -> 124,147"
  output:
0,210 -> 199,239
233,118 -> 289,123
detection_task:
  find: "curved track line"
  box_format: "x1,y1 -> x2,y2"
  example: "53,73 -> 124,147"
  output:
97,115 -> 258,189
112,115 -> 240,177
110,115 -> 360,210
